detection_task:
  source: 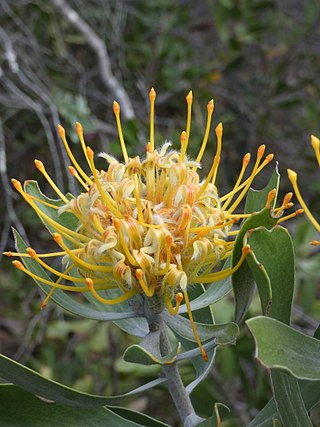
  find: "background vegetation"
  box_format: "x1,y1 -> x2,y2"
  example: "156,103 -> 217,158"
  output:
1,1 -> 319,425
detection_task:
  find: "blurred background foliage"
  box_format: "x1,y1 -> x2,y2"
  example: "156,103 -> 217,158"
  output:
0,0 -> 319,425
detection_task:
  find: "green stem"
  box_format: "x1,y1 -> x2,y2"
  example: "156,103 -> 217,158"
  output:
144,302 -> 203,427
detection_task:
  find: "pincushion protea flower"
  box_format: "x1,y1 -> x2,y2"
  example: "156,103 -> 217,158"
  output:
5,89 -> 296,361
288,135 -> 320,246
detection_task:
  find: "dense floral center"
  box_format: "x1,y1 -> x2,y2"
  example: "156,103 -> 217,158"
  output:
62,145 -> 231,302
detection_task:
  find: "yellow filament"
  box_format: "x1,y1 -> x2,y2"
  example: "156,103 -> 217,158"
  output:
275,202 -> 294,212
198,241 -> 235,278
283,192 -> 293,205
27,199 -> 89,242
26,248 -> 105,284
185,90 -> 193,144
29,195 -> 60,210
194,100 -> 214,168
179,131 -> 187,162
113,101 -> 129,163
227,146 -> 265,213
189,219 -> 234,234
311,135 -> 320,166
200,249 -> 233,276
277,208 -> 304,224
75,122 -> 91,168
145,153 -> 156,202
41,284 -> 59,309
220,153 -> 274,204
156,167 -> 169,204
13,185 -> 83,247
34,160 -> 69,203
53,233 -> 114,272
193,245 -> 250,283
86,147 -> 122,218
51,228 -> 85,247
12,260 -> 90,291
221,249 -> 233,260
273,193 -> 293,216
273,192 -> 293,214
92,214 -> 105,235
114,219 -> 139,266
288,169 -> 320,232
225,213 -> 253,219
157,237 -> 172,275
211,123 -> 223,184
265,188 -> 277,208
222,153 -> 251,210
227,230 -> 240,236
11,181 -> 89,243
41,264 -> 74,309
184,212 -> 192,248
164,292 -> 183,316
164,179 -> 176,207
176,254 -> 183,272
58,125 -> 93,185
211,157 -> 221,186
134,218 -> 162,229
133,173 -> 144,223
86,278 -> 137,305
68,166 -> 88,190
4,250 -> 73,258
195,154 -> 220,199
183,289 -> 208,361
149,88 -> 156,152
181,90 -> 193,160
135,269 -> 154,297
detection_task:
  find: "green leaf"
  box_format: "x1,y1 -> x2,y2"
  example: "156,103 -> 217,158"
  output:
176,338 -> 216,362
113,313 -> 149,338
0,385 -> 168,427
198,403 -> 230,427
111,407 -> 170,427
245,226 -> 294,323
179,259 -> 232,314
123,342 -> 181,365
246,316 -> 320,380
245,247 -> 272,316
244,166 -> 280,214
232,208 -> 278,323
123,328 -> 181,365
245,228 -> 310,426
0,354 -> 165,406
183,284 -> 215,324
314,323 -> 320,340
162,311 -> 239,345
248,380 -> 320,426
13,229 -> 138,321
270,371 -> 313,427
24,180 -> 78,240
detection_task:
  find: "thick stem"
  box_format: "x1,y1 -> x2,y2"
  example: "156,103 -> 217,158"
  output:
141,298 -> 203,426
159,320 -> 204,427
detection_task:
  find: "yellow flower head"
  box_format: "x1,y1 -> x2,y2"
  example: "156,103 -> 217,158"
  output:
7,89 -> 285,360
288,135 -> 320,246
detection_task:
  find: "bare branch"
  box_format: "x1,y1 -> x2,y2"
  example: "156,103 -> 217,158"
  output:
0,121 -> 29,250
0,27 -> 19,74
50,0 -> 135,120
